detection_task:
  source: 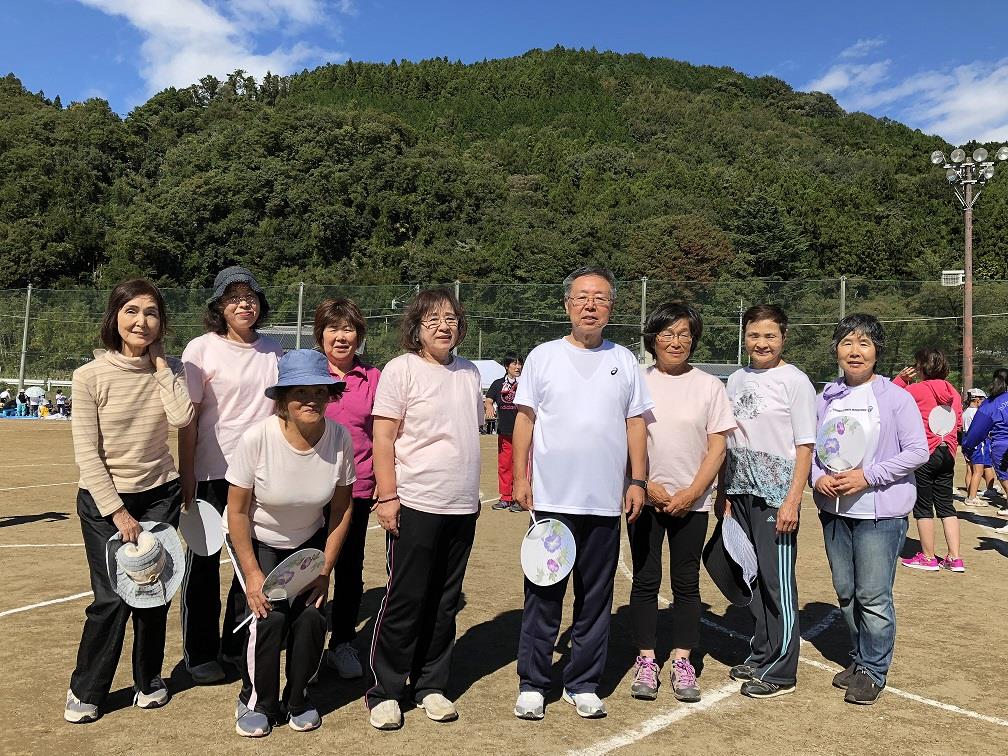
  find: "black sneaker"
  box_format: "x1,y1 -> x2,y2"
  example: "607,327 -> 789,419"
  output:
832,662 -> 858,690
508,502 -> 523,513
740,679 -> 795,698
492,499 -> 510,510
844,669 -> 883,705
729,664 -> 754,681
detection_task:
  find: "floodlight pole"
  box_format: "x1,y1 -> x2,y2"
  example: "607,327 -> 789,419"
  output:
963,178 -> 974,391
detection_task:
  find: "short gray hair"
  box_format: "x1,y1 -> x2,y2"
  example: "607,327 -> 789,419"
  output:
563,266 -> 617,300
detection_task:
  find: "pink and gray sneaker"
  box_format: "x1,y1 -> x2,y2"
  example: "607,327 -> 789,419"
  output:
671,658 -> 700,702
630,656 -> 660,700
900,552 -> 939,571
941,556 -> 966,573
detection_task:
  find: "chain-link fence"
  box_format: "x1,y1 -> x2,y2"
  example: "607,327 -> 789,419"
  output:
2,278 -> 1005,392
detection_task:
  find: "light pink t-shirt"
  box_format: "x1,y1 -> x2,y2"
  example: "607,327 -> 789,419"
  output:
225,416 -> 357,548
643,366 -> 737,512
372,353 -> 482,515
182,332 -> 283,480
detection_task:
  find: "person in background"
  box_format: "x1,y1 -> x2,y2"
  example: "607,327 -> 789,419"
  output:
16,389 -> 28,417
963,369 -> 1008,516
813,314 -> 929,705
64,279 -> 194,724
179,266 -> 283,684
366,288 -> 482,731
485,353 -> 523,512
961,388 -> 995,507
894,348 -> 964,572
313,298 -> 381,680
56,389 -> 68,416
718,303 -> 816,700
628,302 -> 735,703
28,390 -> 40,416
225,350 -> 355,737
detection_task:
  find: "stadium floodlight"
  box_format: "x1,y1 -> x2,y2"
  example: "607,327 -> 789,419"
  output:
931,150 -> 947,165
946,167 -> 960,183
973,147 -> 989,163
996,145 -> 1008,161
951,148 -> 967,163
983,165 -> 996,179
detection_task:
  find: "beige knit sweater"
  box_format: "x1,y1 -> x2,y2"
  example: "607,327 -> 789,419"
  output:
72,349 -> 195,516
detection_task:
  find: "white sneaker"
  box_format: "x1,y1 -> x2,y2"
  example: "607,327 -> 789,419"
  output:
513,691 -> 545,720
64,689 -> 98,723
325,642 -> 363,679
417,692 -> 458,722
563,689 -> 607,718
134,676 -> 170,709
369,699 -> 403,730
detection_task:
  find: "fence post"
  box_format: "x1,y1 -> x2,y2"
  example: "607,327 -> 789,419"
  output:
17,283 -> 32,393
839,276 -> 847,320
639,276 -> 647,362
736,298 -> 744,365
295,282 -> 304,349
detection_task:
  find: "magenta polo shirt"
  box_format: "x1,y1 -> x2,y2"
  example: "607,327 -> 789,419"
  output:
325,358 -> 381,500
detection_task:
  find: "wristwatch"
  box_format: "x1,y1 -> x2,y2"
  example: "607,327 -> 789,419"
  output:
629,478 -> 647,490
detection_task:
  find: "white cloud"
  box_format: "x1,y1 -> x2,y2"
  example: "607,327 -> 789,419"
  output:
806,38 -> 1008,144
839,37 -> 885,59
76,0 -> 351,97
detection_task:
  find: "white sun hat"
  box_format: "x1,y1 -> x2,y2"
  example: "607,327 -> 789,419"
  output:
105,522 -> 184,608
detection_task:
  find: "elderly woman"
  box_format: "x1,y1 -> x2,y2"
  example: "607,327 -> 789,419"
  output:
718,304 -> 816,700
961,369 -> 1008,517
812,314 -> 928,705
64,279 -> 194,724
893,348 -> 963,572
312,298 -> 381,678
629,303 -> 735,703
179,266 -> 283,684
366,288 -> 482,731
225,349 -> 355,737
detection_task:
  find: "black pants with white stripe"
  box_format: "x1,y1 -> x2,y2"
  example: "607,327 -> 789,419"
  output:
180,479 -> 246,668
366,506 -> 477,709
729,494 -> 800,686
228,528 -> 327,721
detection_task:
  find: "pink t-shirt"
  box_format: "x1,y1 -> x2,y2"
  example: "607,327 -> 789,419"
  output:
324,358 -> 381,500
371,353 -> 482,515
642,365 -> 737,512
181,332 -> 283,480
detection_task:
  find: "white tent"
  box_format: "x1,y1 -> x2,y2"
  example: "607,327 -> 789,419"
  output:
471,360 -> 505,391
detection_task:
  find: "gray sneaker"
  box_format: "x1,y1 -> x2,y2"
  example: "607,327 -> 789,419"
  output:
288,707 -> 321,732
134,677 -> 169,709
630,656 -> 660,700
729,663 -> 754,681
64,690 -> 98,724
325,642 -> 363,679
508,502 -> 523,513
492,499 -> 510,510
235,701 -> 271,737
671,658 -> 700,702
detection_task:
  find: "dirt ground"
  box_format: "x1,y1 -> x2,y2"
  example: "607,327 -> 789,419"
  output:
2,418 -> 1007,755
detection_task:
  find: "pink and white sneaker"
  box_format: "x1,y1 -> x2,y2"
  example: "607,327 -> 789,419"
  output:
941,556 -> 966,573
900,552 -> 940,571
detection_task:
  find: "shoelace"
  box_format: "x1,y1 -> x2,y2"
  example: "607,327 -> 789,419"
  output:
635,656 -> 659,687
674,659 -> 697,688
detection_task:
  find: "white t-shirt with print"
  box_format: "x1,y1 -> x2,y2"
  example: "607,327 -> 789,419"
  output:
725,362 -> 817,507
515,338 -> 654,517
823,382 -> 880,519
225,416 -> 356,548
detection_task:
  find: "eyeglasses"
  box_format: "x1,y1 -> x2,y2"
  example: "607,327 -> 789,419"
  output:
421,314 -> 460,329
325,325 -> 357,334
567,295 -> 613,309
221,293 -> 258,307
655,331 -> 693,344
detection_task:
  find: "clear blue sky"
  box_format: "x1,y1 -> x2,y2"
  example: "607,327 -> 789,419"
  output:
4,1 -> 1008,144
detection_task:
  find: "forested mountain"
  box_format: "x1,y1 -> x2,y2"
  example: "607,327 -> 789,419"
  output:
1,46 -> 1005,293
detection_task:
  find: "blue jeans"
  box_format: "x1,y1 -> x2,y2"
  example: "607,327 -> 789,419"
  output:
819,511 -> 907,687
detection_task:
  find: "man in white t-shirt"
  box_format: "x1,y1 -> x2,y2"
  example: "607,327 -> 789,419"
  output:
511,266 -> 653,721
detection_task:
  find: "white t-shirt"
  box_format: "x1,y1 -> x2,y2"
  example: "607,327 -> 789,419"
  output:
962,406 -> 977,433
823,382 -> 880,519
643,366 -> 736,512
515,338 -> 653,517
225,416 -> 356,548
371,353 -> 482,515
182,332 -> 283,480
725,362 -> 817,507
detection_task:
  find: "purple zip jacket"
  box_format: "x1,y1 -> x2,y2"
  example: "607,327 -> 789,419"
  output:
811,375 -> 929,519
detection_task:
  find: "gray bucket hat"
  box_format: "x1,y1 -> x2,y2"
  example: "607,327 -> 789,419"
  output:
105,522 -> 185,608
207,265 -> 263,305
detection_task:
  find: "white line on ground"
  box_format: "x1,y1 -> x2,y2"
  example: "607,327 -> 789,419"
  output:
0,543 -> 83,548
0,591 -> 92,618
1,463 -> 77,467
566,681 -> 739,756
0,481 -> 76,492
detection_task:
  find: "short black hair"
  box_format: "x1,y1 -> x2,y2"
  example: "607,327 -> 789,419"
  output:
831,313 -> 885,361
742,303 -> 788,334
643,302 -> 703,359
502,352 -> 523,367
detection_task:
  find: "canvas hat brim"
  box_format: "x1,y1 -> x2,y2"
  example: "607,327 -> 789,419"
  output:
702,519 -> 753,607
207,266 -> 264,305
106,521 -> 185,609
264,375 -> 344,400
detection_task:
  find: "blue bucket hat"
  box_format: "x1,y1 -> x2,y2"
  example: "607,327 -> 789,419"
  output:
208,265 -> 264,305
265,349 -> 344,399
